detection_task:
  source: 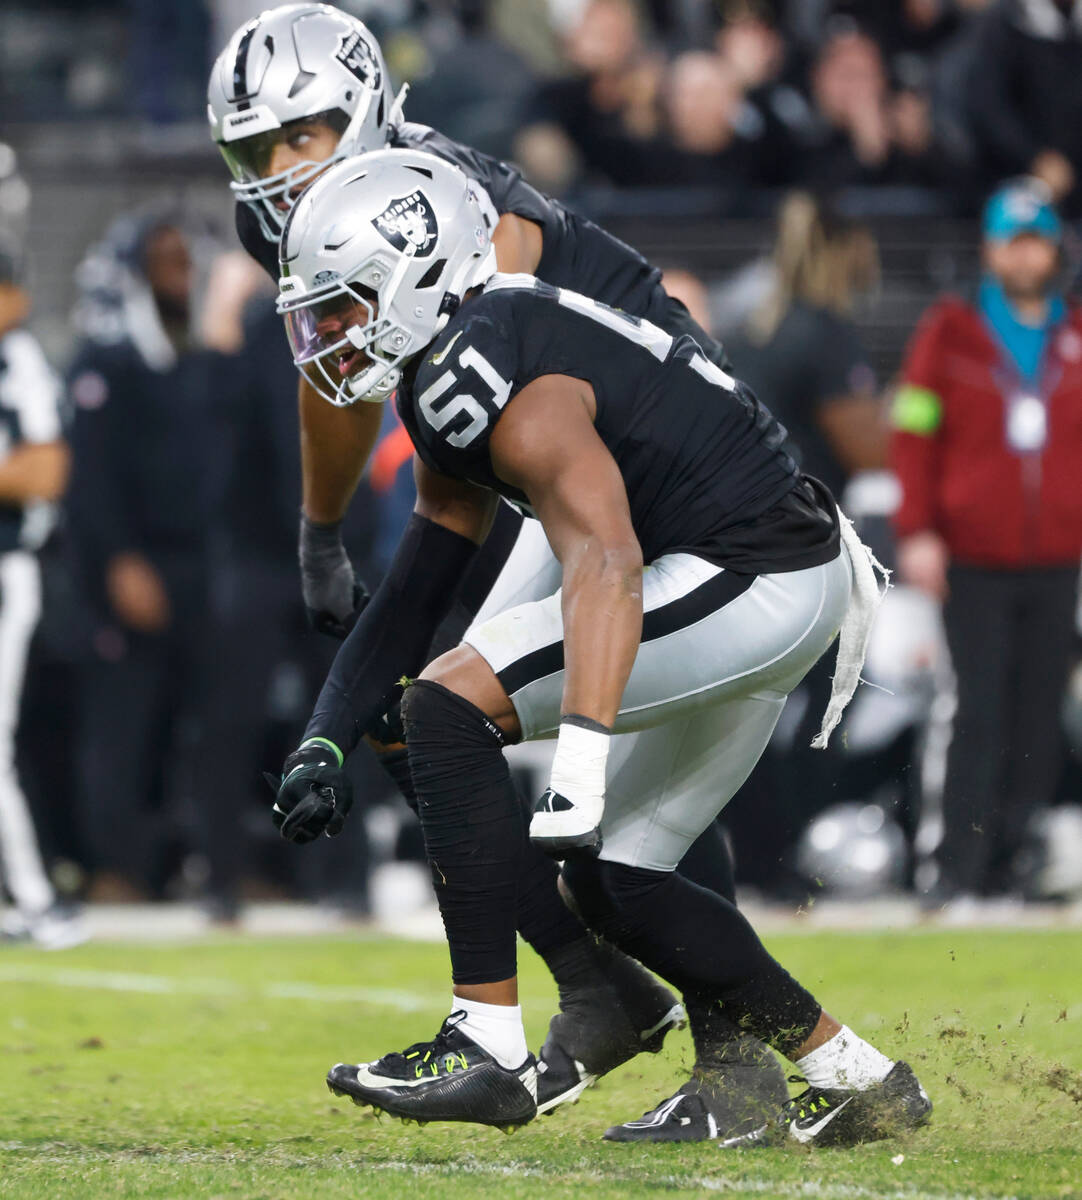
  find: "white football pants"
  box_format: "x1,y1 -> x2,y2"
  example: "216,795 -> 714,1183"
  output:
0,551 -> 55,914
464,513 -> 852,871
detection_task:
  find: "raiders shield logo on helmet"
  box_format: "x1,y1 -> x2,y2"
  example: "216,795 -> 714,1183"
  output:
336,31 -> 382,90
371,191 -> 438,258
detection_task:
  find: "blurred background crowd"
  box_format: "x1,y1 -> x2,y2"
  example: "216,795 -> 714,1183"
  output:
4,0 -> 1082,938
9,0 -> 1082,212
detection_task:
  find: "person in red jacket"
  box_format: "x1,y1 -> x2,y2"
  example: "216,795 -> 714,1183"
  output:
891,178 -> 1082,909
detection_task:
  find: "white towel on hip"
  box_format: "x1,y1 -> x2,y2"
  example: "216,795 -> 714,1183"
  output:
812,509 -> 892,750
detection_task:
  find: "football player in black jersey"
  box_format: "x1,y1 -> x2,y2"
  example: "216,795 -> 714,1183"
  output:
269,150 -> 932,1148
209,4 -> 797,1138
207,3 -> 730,638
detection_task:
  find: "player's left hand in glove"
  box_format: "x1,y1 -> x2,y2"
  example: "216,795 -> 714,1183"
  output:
299,514 -> 370,640
268,738 -> 353,844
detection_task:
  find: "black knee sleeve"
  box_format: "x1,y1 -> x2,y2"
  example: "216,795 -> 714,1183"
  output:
392,686 -> 588,966
512,799 -> 589,959
376,745 -> 417,812
677,819 -> 736,904
402,680 -> 520,985
562,858 -> 821,1057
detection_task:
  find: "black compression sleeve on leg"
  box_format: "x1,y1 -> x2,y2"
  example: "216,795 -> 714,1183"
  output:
305,515 -> 477,755
676,820 -> 736,904
562,859 -> 821,1058
376,746 -> 417,812
402,680 -> 521,985
384,738 -> 588,954
513,794 -> 590,958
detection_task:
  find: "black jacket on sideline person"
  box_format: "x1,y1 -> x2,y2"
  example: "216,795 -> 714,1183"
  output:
66,339 -> 230,608
965,0 -> 1082,207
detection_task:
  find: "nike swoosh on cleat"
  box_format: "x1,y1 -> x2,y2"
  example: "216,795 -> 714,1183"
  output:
790,1096 -> 854,1143
431,330 -> 463,365
355,1065 -> 456,1089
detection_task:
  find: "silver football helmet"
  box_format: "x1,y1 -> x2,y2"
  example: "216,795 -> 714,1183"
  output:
207,4 -> 393,241
277,149 -> 498,406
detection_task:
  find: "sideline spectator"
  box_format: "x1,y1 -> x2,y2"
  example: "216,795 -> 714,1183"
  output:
724,192 -> 884,895
196,281 -> 376,919
393,0 -> 536,159
716,2 -> 815,184
0,238 -> 86,948
804,28 -> 895,186
516,0 -> 667,190
891,179 -> 1082,908
965,0 -> 1082,211
66,214 -> 234,901
730,192 -> 884,499
660,50 -> 763,186
803,24 -> 956,190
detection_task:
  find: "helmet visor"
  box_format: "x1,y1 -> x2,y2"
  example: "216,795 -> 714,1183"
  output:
217,109 -> 350,184
280,282 -> 405,406
282,287 -> 374,358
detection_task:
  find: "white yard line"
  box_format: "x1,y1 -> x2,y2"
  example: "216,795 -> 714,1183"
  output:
0,1147 -> 1021,1200
0,964 -> 435,1012
3,899 -> 1078,946
357,1159 -> 1017,1200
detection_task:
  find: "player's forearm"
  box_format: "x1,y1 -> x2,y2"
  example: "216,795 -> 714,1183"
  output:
0,441 -> 69,503
559,542 -> 643,728
298,375 -> 384,522
304,513 -> 478,754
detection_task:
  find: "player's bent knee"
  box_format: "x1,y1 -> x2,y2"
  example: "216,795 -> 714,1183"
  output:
417,643 -> 520,740
559,858 -> 609,924
561,859 -> 672,938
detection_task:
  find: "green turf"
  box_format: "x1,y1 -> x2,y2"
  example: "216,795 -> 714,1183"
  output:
1,928 -> 1080,1199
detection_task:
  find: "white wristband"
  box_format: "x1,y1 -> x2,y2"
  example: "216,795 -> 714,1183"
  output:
549,720 -> 610,807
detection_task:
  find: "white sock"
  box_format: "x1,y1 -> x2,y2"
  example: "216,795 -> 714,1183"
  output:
794,1026 -> 894,1091
453,996 -> 529,1070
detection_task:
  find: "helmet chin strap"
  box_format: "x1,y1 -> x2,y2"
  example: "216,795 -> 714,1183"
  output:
340,88 -> 376,155
389,83 -> 410,128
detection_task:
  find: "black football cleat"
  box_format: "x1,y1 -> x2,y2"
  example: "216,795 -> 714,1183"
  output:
536,942 -> 686,1114
529,789 -> 602,859
720,1061 -> 932,1149
604,1036 -> 789,1142
327,1013 -> 538,1131
604,1090 -> 720,1142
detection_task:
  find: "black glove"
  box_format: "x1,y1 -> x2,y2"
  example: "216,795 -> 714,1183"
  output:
299,514 -> 371,640
306,570 -> 370,640
268,740 -> 353,844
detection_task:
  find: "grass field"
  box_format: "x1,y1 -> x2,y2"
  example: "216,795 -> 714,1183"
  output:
1,927 -> 1080,1199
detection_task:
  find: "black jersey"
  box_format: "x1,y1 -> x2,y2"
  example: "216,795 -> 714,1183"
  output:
234,123 -> 728,365
398,276 -> 839,574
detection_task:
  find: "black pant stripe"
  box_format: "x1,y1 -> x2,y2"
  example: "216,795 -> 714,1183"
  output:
495,567 -> 756,699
